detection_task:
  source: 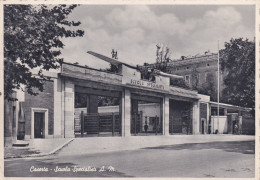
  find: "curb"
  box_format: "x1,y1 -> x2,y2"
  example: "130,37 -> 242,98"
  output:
49,138 -> 74,155
56,136 -> 255,156
4,138 -> 74,160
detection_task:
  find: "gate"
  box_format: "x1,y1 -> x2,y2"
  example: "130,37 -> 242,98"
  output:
131,112 -> 142,135
78,112 -> 121,137
169,117 -> 183,134
169,116 -> 191,135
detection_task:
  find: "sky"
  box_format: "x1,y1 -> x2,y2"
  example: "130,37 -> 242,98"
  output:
60,5 -> 255,69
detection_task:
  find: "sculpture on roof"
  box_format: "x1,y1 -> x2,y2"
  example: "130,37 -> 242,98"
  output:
156,44 -> 161,63
111,49 -> 118,59
156,44 -> 171,63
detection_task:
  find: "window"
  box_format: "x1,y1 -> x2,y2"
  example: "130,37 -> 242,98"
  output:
207,63 -> 210,66
185,75 -> 190,85
186,67 -> 189,69
177,68 -> 179,71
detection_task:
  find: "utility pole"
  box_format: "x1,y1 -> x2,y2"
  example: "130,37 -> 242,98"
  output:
217,40 -> 220,132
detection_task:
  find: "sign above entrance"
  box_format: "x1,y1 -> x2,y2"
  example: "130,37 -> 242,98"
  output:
129,79 -> 166,91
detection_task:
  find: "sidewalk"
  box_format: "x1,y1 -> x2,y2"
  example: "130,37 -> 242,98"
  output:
4,138 -> 73,159
4,135 -> 254,159
57,134 -> 255,156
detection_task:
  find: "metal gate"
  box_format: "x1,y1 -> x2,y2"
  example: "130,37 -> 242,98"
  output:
77,112 -> 121,137
131,112 -> 142,135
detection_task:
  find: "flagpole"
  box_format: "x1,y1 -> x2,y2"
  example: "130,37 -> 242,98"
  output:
217,40 -> 220,132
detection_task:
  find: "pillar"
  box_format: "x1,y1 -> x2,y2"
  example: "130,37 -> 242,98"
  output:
64,80 -> 75,138
206,103 -> 209,134
208,103 -> 212,134
54,78 -> 62,138
121,89 -> 131,136
163,96 -> 170,136
192,101 -> 200,134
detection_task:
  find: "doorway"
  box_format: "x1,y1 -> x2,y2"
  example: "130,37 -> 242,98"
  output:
169,100 -> 193,135
232,121 -> 236,134
74,86 -> 122,137
202,120 -> 205,134
34,112 -> 45,138
130,93 -> 162,136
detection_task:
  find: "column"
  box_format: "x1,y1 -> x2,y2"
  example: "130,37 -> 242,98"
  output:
121,89 -> 131,136
208,103 -> 212,134
120,91 -> 124,136
206,103 -> 209,134
192,101 -> 200,134
54,78 -> 62,138
64,80 -> 75,138
163,96 -> 170,136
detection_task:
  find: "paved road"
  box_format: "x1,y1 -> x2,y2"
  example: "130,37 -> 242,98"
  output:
4,140 -> 255,178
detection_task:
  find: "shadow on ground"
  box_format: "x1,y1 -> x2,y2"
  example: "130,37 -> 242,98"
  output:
142,141 -> 255,154
4,157 -> 133,177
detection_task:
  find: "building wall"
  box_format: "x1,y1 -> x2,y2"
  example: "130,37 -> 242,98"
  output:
145,54 -> 225,99
4,100 -> 16,146
23,80 -> 54,137
211,116 -> 228,134
166,56 -> 225,96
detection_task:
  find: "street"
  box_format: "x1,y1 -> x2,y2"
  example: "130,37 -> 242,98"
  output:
4,140 -> 255,178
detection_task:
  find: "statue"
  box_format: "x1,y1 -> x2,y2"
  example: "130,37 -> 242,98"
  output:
164,47 -> 170,61
156,44 -> 161,63
111,49 -> 118,59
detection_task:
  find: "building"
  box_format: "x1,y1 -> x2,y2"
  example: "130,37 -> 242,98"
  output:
4,55 -> 254,146
143,53 -> 225,100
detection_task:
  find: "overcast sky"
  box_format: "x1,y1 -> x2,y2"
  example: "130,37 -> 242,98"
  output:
60,5 -> 255,69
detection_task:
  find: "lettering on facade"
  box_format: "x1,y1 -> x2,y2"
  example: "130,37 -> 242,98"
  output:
130,79 -> 164,90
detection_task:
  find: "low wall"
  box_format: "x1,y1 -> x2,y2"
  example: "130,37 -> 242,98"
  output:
211,116 -> 227,134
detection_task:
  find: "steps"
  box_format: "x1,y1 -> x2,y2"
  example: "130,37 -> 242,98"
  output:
12,140 -> 29,147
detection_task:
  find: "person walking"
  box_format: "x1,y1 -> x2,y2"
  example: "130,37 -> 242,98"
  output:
144,121 -> 148,136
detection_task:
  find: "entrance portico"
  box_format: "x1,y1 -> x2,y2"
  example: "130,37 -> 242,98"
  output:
57,62 -> 206,138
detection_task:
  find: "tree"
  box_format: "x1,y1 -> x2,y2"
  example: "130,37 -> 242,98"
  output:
220,38 -> 255,109
191,67 -> 200,90
4,5 -> 84,100
170,78 -> 190,89
198,73 -> 217,101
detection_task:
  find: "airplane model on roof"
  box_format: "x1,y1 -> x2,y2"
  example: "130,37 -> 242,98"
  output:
87,51 -> 136,69
87,51 -> 183,79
